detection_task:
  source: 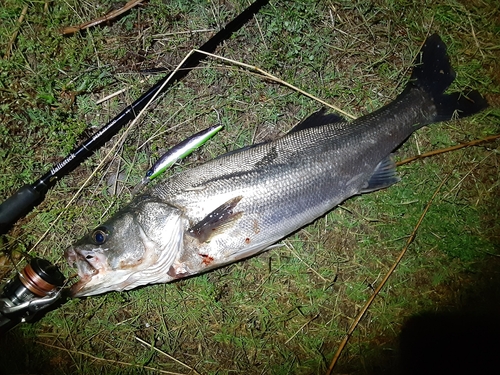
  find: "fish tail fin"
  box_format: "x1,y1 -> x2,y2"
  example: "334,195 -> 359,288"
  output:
408,34 -> 487,122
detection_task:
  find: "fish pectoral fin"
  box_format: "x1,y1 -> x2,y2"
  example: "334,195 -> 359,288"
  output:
188,196 -> 243,243
288,108 -> 346,134
360,156 -> 400,193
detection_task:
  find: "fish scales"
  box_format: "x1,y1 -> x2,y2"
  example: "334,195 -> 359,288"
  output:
153,87 -> 435,239
66,34 -> 487,296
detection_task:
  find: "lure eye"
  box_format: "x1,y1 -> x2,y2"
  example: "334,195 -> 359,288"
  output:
91,227 -> 108,245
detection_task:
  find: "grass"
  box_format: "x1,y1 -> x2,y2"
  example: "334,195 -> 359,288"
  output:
1,0 -> 500,374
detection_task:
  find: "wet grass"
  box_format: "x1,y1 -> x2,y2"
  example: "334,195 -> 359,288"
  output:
1,0 -> 500,374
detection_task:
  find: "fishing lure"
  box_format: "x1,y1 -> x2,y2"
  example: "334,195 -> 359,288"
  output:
133,124 -> 223,194
147,124 -> 223,181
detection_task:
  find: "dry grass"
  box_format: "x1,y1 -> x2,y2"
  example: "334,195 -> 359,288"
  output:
1,0 -> 499,374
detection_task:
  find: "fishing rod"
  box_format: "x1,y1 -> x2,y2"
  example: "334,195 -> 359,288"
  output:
0,0 -> 269,235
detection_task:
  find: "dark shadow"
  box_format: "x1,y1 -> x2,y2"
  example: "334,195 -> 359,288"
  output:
399,311 -> 500,375
397,254 -> 500,375
0,331 -> 52,375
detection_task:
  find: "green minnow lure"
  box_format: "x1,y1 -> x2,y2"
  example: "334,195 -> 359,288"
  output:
134,124 -> 223,192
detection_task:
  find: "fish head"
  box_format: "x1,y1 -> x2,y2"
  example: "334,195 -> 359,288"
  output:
66,196 -> 185,297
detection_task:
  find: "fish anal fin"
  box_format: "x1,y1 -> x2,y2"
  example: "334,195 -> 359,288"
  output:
288,108 -> 346,134
188,196 -> 243,243
361,156 -> 400,194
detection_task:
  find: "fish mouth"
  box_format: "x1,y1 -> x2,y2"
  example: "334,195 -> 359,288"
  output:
64,247 -> 99,296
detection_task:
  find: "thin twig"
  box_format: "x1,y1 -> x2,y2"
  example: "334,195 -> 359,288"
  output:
137,101 -> 204,150
36,341 -> 187,375
61,0 -> 145,35
396,134 -> 500,166
192,49 -> 356,119
135,336 -> 201,375
283,241 -> 328,282
388,18 -> 434,99
96,87 -> 130,104
285,314 -> 320,344
248,0 -> 268,49
326,174 -> 450,374
442,151 -> 493,200
4,5 -> 28,59
468,14 -> 485,59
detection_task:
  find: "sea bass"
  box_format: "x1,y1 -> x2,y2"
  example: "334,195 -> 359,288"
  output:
66,34 -> 487,297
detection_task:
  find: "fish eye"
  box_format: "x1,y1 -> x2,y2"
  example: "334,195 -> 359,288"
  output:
91,227 -> 108,245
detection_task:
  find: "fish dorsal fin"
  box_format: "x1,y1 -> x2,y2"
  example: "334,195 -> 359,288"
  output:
360,156 -> 400,194
215,109 -> 346,159
288,108 -> 346,134
187,196 -> 243,243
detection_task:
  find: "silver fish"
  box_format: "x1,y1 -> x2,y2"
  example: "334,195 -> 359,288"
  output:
66,34 -> 487,297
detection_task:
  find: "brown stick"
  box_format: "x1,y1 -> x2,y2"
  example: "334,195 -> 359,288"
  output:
135,336 -> 201,375
193,49 -> 357,119
396,134 -> 500,166
61,0 -> 145,35
4,5 -> 28,59
325,174 -> 450,374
